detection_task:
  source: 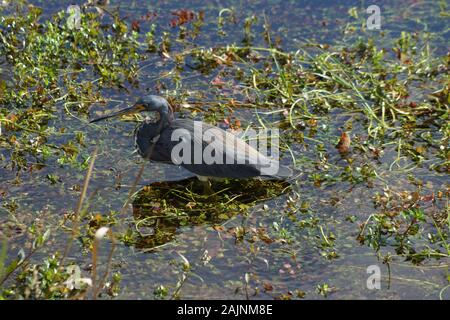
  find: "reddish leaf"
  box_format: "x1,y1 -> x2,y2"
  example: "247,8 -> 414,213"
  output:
263,282 -> 274,291
421,193 -> 435,202
131,20 -> 140,32
336,131 -> 351,153
142,11 -> 157,21
211,76 -> 225,87
170,9 -> 195,27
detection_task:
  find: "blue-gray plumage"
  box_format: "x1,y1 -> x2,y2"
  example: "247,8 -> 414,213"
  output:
91,95 -> 292,181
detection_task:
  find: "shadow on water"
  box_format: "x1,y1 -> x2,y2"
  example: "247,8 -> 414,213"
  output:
130,177 -> 290,250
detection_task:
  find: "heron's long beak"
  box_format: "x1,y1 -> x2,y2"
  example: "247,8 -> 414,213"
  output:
89,104 -> 145,123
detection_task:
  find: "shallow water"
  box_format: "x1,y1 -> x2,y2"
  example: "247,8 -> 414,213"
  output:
0,0 -> 449,299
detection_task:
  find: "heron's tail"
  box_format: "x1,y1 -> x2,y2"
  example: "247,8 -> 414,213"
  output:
272,165 -> 293,179
263,164 -> 303,181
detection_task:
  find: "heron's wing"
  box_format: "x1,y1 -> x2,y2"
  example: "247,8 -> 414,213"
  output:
170,119 -> 267,161
159,119 -> 285,178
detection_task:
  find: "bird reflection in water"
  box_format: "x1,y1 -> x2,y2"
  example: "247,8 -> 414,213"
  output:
129,177 -> 290,251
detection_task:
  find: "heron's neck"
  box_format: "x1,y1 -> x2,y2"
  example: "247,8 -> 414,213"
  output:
159,105 -> 174,127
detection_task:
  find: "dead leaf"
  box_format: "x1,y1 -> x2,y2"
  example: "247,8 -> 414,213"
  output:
131,20 -> 140,32
185,202 -> 196,209
421,193 -> 435,202
211,76 -> 225,87
160,51 -> 171,60
213,225 -> 224,232
263,282 -> 274,291
336,131 -> 351,153
170,9 -> 195,27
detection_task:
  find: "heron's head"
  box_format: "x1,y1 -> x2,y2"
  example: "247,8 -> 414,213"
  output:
90,95 -> 173,124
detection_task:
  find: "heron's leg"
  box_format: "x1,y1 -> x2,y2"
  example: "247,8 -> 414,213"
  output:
197,176 -> 213,195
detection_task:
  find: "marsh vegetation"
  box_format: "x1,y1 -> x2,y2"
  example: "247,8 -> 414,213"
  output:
0,0 -> 448,299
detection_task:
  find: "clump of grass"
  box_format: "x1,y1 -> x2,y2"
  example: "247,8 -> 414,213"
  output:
0,3 -> 141,172
0,148 -> 119,299
358,186 -> 450,264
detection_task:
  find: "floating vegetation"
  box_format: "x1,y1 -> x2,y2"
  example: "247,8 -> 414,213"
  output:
358,186 -> 450,263
0,0 -> 449,300
127,178 -> 290,250
133,178 -> 290,220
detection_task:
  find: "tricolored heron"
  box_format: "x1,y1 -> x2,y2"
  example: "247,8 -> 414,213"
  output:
90,95 -> 292,192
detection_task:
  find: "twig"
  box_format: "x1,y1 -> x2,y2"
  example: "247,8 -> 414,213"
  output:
61,147 -> 98,264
